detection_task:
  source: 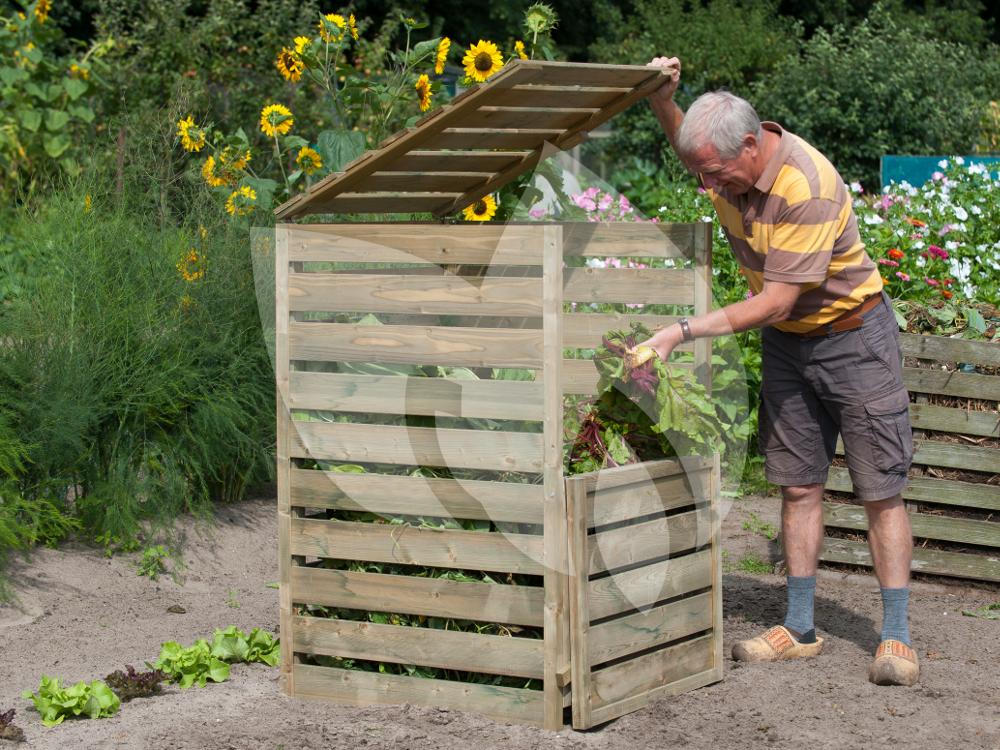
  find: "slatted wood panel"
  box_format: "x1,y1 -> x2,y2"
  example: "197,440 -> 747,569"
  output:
274,60 -> 673,219
278,220 -> 714,728
566,458 -> 722,729
822,332 -> 1000,583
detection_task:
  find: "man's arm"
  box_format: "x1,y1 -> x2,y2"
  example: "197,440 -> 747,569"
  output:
638,279 -> 803,360
647,56 -> 684,153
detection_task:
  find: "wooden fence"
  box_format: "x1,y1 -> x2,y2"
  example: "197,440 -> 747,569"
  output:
821,333 -> 1000,582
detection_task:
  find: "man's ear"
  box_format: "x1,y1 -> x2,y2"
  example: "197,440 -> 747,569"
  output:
743,133 -> 759,156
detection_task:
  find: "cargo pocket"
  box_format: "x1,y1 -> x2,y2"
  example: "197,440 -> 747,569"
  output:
864,389 -> 914,473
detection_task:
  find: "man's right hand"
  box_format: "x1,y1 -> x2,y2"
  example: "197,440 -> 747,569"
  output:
646,56 -> 681,106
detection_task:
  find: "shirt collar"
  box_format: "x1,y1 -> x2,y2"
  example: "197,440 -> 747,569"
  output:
752,121 -> 790,193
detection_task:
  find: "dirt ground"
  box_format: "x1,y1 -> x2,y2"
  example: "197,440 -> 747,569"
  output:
2,494 -> 999,750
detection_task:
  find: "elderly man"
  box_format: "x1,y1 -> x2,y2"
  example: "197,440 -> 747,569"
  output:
638,56 -> 918,686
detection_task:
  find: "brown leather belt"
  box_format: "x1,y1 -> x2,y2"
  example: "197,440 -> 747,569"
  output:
799,294 -> 883,338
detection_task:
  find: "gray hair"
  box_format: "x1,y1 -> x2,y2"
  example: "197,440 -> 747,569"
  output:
676,91 -> 763,160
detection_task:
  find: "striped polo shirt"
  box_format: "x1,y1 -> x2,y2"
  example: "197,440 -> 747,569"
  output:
706,122 -> 882,334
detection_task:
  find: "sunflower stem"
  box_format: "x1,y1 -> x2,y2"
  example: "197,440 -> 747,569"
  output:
273,133 -> 288,190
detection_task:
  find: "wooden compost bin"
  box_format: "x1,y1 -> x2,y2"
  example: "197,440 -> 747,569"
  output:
274,221 -> 723,730
821,333 -> 1000,582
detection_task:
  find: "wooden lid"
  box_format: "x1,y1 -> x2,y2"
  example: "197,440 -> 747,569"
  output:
274,60 -> 670,220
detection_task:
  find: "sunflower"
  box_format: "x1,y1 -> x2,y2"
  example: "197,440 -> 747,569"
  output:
275,47 -> 305,82
201,155 -> 227,187
462,194 -> 497,222
462,40 -> 503,83
295,146 -> 323,175
260,103 -> 293,137
176,248 -> 207,282
414,74 -> 432,112
176,115 -> 206,152
220,147 -> 252,171
434,37 -> 450,75
69,63 -> 89,80
348,14 -> 359,41
225,185 -> 257,217
35,0 -> 51,23
514,40 -> 528,60
293,35 -> 312,55
318,13 -> 346,43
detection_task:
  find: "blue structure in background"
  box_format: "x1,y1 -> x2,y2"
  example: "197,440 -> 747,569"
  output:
880,155 -> 1000,189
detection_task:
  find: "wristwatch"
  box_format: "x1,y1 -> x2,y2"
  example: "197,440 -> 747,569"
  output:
678,317 -> 694,343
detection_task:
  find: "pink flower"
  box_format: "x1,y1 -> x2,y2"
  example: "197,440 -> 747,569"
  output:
879,195 -> 895,211
572,193 -> 596,211
597,192 -> 613,211
895,271 -> 910,282
618,194 -> 633,217
932,171 -> 944,180
745,290 -> 754,299
697,187 -> 707,194
605,257 -> 622,269
878,259 -> 900,267
583,186 -> 600,200
925,277 -> 939,286
937,224 -> 955,237
528,207 -> 546,219
928,244 -> 949,260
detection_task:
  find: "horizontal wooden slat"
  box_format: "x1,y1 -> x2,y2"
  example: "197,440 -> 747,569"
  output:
902,366 -> 1000,402
588,666 -> 720,728
588,508 -> 711,575
588,591 -> 713,667
283,224 -> 545,265
823,501 -> 1000,548
291,565 -> 544,625
563,223 -> 697,259
288,321 -> 544,369
460,106 -> 597,130
289,468 -> 545,523
293,615 -> 543,678
821,536 -> 1000,583
320,193 -> 459,214
909,403 -> 999,437
289,372 -> 544,421
380,151 -> 530,173
572,456 -> 711,495
290,516 -> 544,574
901,333 -> 1000,368
351,172 -> 491,193
588,548 -> 712,621
289,421 -> 544,472
421,128 -> 564,150
293,664 -> 545,726
522,60 -> 664,88
825,466 -> 1000,513
563,267 -> 695,305
488,85 -> 632,109
836,438 -> 1000,474
589,633 -> 715,710
587,463 -> 711,527
562,312 -> 690,350
288,272 -> 543,316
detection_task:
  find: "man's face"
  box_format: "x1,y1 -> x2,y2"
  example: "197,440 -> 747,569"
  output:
686,139 -> 758,195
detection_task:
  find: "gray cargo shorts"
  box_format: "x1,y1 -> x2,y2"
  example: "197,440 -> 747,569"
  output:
758,291 -> 913,501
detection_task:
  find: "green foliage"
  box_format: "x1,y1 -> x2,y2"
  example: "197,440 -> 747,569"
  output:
962,601 -> 1000,619
152,626 -> 280,687
21,676 -> 120,727
136,545 -> 169,580
753,2 -> 1000,189
855,159 -> 1000,305
733,553 -> 775,575
152,640 -> 230,689
0,3 -> 112,203
742,511 -> 778,540
588,0 -> 801,170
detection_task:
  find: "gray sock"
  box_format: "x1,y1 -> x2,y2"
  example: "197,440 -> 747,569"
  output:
880,587 -> 911,645
783,575 -> 816,643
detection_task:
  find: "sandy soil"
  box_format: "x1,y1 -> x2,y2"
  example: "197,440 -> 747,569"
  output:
2,495 -> 999,750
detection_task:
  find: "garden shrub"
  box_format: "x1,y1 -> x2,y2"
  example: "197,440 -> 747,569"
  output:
753,1 -> 1000,189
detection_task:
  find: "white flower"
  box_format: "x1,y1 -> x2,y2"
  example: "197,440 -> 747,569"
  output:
849,181 -> 863,193
912,240 -> 925,250
954,206 -> 968,221
659,206 -> 667,213
586,257 -> 607,269
895,229 -> 905,237
863,214 -> 884,225
916,255 -> 926,267
955,156 -> 965,165
938,159 -> 949,169
971,205 -> 983,215
700,215 -> 712,223
945,240 -> 959,251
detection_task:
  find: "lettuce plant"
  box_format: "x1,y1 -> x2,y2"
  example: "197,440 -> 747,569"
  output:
20,676 -> 120,727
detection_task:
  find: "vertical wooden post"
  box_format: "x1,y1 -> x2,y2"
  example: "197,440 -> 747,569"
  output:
542,224 -> 567,731
566,476 -> 593,729
693,221 -> 713,391
709,453 -> 725,681
275,224 -> 294,695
